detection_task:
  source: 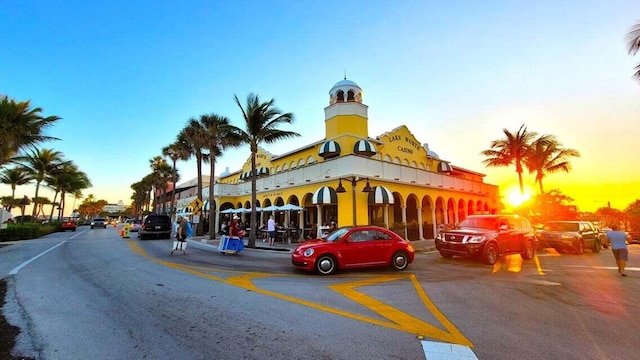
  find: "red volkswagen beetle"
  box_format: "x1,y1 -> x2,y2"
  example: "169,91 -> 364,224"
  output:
291,226 -> 415,275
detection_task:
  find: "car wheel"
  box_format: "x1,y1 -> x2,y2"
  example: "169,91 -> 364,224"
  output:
391,251 -> 409,271
574,239 -> 585,255
592,240 -> 601,253
315,255 -> 336,275
439,250 -> 454,258
483,242 -> 499,265
521,240 -> 535,260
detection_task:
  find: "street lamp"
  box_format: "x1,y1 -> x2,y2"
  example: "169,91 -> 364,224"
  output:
335,176 -> 374,226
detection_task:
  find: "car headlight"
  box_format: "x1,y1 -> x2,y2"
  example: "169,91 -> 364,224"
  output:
303,248 -> 315,257
466,235 -> 486,243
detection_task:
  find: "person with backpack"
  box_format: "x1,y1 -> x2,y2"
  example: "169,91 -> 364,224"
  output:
172,216 -> 188,255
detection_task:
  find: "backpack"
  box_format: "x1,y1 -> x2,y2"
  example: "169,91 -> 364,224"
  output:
186,221 -> 193,237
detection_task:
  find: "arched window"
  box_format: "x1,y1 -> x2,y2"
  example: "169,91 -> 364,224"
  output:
347,90 -> 355,101
336,90 -> 345,102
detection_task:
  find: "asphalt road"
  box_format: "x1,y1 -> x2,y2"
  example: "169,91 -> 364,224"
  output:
1,226 -> 638,359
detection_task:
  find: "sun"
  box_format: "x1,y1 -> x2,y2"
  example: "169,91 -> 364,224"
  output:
504,185 -> 534,208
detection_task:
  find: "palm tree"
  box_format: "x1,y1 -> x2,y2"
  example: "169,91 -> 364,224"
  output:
230,93 -> 300,248
0,166 -> 33,201
148,156 -> 173,214
16,148 -> 67,218
46,163 -> 91,219
0,96 -> 60,167
627,22 -> 640,82
130,181 -> 148,218
162,139 -> 190,219
525,135 -> 580,193
179,119 -> 210,235
481,124 -> 538,196
199,113 -> 242,239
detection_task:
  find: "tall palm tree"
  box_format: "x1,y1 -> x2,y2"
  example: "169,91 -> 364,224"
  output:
481,124 -> 538,196
162,139 -> 190,218
230,93 -> 300,248
16,148 -> 67,218
525,135 -> 580,193
0,166 -> 33,201
627,22 -> 640,82
199,113 -> 242,239
0,96 -> 60,167
179,119 -> 210,234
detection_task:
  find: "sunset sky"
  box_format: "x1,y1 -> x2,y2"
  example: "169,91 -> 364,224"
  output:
2,1 -> 639,215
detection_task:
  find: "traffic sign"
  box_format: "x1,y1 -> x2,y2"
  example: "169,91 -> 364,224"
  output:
190,198 -> 203,215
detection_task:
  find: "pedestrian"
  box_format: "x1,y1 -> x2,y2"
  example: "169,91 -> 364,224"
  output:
606,224 -> 630,277
229,215 -> 240,237
172,216 -> 188,255
267,215 -> 276,246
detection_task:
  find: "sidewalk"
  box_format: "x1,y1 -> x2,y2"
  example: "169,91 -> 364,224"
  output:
190,235 -> 436,253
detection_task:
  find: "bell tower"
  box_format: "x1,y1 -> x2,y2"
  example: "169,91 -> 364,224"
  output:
324,78 -> 368,139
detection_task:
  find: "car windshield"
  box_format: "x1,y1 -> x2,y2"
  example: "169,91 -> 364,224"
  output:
325,228 -> 350,242
458,217 -> 499,230
544,222 -> 579,231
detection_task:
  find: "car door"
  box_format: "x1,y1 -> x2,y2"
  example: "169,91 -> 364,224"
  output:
496,217 -> 514,253
339,230 -> 378,267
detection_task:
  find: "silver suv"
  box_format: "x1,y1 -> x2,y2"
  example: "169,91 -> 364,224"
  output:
435,214 -> 536,265
536,221 -> 600,254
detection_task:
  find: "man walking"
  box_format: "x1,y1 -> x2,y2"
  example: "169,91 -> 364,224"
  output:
606,224 -> 630,277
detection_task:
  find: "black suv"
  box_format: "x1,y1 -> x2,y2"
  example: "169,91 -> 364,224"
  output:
138,214 -> 172,240
536,220 -> 600,254
435,214 -> 536,265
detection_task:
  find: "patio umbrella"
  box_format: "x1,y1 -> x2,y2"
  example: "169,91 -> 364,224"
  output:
220,208 -> 237,214
261,205 -> 280,212
279,204 -> 303,211
1,208 -> 13,223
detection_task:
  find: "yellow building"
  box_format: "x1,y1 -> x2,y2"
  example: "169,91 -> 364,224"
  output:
206,78 -> 499,240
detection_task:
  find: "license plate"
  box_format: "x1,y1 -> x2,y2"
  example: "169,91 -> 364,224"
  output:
154,226 -> 161,229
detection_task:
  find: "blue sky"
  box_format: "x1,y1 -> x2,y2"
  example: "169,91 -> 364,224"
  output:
2,1 -> 639,214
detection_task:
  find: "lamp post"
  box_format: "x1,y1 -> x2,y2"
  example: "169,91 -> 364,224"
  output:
335,176 -> 374,227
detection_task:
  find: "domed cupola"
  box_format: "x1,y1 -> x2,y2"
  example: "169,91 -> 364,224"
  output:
324,77 -> 369,139
329,78 -> 363,105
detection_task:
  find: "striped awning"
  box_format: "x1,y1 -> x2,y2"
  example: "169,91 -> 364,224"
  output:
318,140 -> 341,158
353,140 -> 377,157
312,186 -> 338,204
240,167 -> 269,180
438,162 -> 453,173
368,186 -> 394,204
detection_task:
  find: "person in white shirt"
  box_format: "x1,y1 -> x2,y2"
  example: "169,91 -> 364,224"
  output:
267,215 -> 276,246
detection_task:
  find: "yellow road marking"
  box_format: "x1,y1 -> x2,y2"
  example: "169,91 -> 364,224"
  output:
126,240 -> 472,346
329,275 -> 472,346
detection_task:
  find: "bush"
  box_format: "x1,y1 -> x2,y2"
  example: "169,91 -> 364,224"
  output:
0,223 -> 58,242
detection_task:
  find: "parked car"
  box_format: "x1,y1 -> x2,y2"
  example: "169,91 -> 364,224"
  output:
90,218 -> 107,229
596,226 -> 610,249
435,214 -> 536,265
60,217 -> 77,232
627,230 -> 640,245
536,220 -> 600,254
138,214 -> 172,240
291,226 -> 415,275
125,219 -> 142,232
